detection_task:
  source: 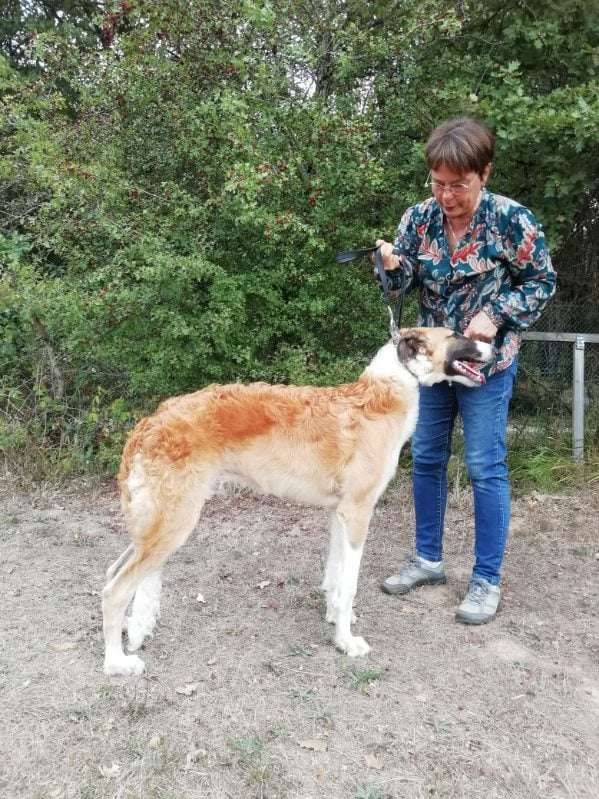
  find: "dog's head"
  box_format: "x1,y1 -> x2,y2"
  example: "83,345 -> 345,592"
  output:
397,327 -> 493,387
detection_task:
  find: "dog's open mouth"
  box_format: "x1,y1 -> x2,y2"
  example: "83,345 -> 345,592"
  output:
451,359 -> 486,384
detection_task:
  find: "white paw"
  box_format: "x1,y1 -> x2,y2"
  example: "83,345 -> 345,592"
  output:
126,620 -> 152,652
126,633 -> 145,653
104,654 -> 146,676
335,635 -> 371,658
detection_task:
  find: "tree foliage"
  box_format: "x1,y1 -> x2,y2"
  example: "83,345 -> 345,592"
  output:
1,0 -> 597,471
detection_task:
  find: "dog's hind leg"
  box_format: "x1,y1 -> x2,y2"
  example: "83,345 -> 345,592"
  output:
126,570 -> 162,652
103,476 -> 211,676
329,497 -> 376,657
102,521 -> 163,676
106,544 -> 134,580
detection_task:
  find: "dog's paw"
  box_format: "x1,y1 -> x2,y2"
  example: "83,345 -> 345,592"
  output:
335,635 -> 370,658
104,654 -> 146,677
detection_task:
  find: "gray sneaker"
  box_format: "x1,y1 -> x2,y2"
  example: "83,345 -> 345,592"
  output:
381,555 -> 446,595
455,579 -> 500,624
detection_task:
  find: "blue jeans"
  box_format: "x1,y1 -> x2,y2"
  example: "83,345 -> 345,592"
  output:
411,359 -> 518,586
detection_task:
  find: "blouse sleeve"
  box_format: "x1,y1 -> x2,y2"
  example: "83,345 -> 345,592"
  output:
483,207 -> 557,331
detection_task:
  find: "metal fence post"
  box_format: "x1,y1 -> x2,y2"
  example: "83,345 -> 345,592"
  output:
572,335 -> 585,462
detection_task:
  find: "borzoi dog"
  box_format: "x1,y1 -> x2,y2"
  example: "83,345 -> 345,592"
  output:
102,328 -> 492,676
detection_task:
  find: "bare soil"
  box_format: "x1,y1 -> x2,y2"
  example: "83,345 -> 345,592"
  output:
1,473 -> 598,799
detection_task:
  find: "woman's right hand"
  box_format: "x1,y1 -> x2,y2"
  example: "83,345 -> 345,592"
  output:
374,239 -> 401,271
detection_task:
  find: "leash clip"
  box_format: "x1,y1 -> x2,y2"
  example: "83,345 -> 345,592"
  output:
388,306 -> 401,345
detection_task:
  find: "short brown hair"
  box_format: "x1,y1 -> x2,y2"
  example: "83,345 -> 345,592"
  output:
425,117 -> 495,178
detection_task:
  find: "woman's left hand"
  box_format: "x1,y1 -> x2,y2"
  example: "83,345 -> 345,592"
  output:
464,310 -> 498,342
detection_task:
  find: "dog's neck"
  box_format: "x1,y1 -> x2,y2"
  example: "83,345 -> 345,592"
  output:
363,340 -> 419,390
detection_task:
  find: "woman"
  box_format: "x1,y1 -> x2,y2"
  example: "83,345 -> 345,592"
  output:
377,116 -> 556,623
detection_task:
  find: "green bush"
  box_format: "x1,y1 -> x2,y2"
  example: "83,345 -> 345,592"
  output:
1,1 -> 597,479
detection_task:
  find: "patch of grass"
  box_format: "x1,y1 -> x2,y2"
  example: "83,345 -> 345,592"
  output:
228,736 -> 264,759
96,684 -> 116,700
119,681 -> 152,721
350,666 -> 384,694
226,735 -> 285,794
572,546 -> 594,557
246,763 -> 273,787
508,444 -> 599,493
152,738 -> 184,774
288,644 -> 315,657
66,705 -> 90,723
355,785 -> 386,799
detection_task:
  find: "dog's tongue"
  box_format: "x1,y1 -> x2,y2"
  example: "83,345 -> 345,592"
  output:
453,360 -> 486,384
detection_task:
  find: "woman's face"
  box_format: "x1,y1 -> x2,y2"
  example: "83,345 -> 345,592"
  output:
430,163 -> 490,220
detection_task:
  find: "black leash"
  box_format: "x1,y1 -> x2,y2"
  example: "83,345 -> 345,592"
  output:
335,245 -> 409,337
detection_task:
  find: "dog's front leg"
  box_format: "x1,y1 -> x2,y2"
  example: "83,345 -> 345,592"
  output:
330,507 -> 371,657
322,512 -> 357,625
322,512 -> 343,623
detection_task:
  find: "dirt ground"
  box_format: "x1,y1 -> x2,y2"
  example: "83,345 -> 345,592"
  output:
1,472 -> 598,799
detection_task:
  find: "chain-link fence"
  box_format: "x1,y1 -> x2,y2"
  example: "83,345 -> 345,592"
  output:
518,300 -> 599,377
514,300 -> 599,456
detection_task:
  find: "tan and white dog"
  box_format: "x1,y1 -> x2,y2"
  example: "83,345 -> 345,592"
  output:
102,328 -> 492,676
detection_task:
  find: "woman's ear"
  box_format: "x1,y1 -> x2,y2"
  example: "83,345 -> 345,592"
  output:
481,162 -> 492,186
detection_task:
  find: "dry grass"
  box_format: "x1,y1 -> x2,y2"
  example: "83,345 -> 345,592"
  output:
0,475 -> 598,798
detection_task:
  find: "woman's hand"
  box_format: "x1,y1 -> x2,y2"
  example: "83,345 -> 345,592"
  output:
374,239 -> 401,271
464,310 -> 498,342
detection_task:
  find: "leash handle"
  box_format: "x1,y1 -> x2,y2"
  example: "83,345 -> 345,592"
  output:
333,243 -> 408,330
334,246 -> 377,264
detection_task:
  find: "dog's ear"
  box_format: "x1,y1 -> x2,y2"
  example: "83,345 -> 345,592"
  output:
397,329 -> 424,362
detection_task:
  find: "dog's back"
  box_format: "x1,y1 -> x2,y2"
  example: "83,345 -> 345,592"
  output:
119,376 -> 411,509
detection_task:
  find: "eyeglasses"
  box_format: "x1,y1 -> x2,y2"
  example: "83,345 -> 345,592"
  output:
425,172 -> 475,196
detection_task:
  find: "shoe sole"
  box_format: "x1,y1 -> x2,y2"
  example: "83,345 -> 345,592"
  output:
455,606 -> 499,625
381,575 -> 446,596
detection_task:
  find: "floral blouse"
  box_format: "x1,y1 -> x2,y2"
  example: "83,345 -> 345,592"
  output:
389,189 -> 557,375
